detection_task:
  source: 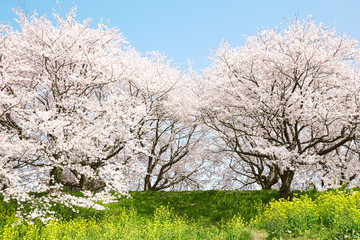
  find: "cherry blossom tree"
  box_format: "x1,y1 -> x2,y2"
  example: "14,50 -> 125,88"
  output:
201,17 -> 360,198
0,9 -> 150,222
138,117 -> 207,191
115,53 -> 209,191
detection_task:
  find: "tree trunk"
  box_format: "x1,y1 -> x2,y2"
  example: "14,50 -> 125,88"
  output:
279,169 -> 294,199
79,174 -> 87,190
144,173 -> 152,191
261,175 -> 278,190
262,178 -> 278,190
261,166 -> 279,190
49,167 -> 63,186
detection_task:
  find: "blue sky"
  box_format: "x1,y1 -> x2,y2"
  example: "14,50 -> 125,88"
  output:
1,0 -> 360,70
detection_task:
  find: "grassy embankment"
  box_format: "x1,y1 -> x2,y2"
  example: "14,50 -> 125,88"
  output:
1,189 -> 360,239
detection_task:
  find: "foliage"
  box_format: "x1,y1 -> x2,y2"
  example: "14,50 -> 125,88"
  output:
254,194 -> 318,238
255,190 -> 360,239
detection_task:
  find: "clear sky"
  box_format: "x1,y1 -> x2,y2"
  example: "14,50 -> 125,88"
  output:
1,0 -> 360,70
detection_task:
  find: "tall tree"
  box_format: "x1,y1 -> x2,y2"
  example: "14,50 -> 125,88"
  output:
202,17 -> 360,198
0,9 -> 149,222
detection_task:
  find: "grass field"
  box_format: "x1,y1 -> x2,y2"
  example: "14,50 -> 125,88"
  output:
0,189 -> 359,239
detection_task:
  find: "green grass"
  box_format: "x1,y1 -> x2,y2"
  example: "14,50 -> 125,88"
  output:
1,189 -> 360,239
114,189 -> 278,225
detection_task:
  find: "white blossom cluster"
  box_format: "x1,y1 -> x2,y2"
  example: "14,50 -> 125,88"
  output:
0,8 -> 197,223
200,17 -> 360,196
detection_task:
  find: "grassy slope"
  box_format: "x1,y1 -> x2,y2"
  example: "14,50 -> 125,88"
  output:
1,190 -> 277,240
115,190 -> 279,224
49,189 -> 281,226
1,189 -> 358,239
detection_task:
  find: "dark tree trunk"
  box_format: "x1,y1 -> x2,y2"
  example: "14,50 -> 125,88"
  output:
79,174 -> 87,190
1,182 -> 8,191
262,176 -> 279,190
279,169 -> 294,199
49,167 -> 63,186
260,166 -> 279,190
144,173 -> 152,191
